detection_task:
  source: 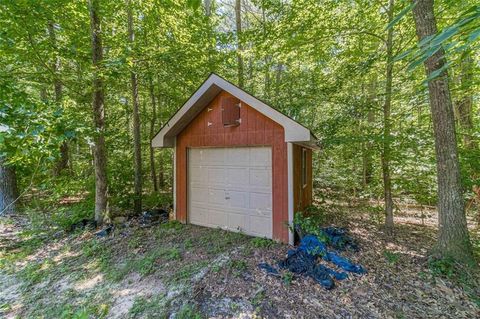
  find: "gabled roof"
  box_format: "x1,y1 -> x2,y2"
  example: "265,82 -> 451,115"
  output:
151,73 -> 318,149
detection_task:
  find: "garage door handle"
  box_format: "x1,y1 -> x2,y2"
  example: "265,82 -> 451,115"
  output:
225,196 -> 230,200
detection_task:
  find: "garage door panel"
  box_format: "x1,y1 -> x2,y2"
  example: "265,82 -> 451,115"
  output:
250,147 -> 271,167
189,149 -> 203,163
228,191 -> 248,208
228,212 -> 248,232
249,215 -> 272,236
208,209 -> 229,228
188,147 -> 272,239
208,188 -> 227,206
190,187 -> 209,204
249,192 -> 272,212
208,168 -> 226,184
227,148 -> 250,166
249,169 -> 271,188
226,168 -> 249,185
189,206 -> 208,225
204,148 -> 225,164
189,166 -> 203,183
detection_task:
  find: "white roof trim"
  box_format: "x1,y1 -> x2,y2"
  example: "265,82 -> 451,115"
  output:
152,73 -> 318,148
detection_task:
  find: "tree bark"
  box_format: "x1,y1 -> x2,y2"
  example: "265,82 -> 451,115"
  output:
127,0 -> 142,214
362,81 -> 375,188
235,0 -> 244,88
204,0 -> 216,72
88,0 -> 108,225
0,157 -> 18,216
382,0 -> 395,235
454,54 -> 477,150
48,22 -> 70,176
148,77 -> 158,193
412,0 -> 473,262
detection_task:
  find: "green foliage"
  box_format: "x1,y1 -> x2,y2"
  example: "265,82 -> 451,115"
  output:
0,0 -> 477,228
228,259 -> 248,274
428,257 -> 457,279
129,294 -> 167,318
250,237 -> 275,249
169,261 -> 209,284
176,303 -> 203,319
18,259 -> 53,288
384,250 -> 401,265
282,272 -> 294,286
292,206 -> 328,239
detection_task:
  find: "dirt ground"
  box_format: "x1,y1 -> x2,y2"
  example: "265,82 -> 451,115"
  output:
1,203 -> 479,319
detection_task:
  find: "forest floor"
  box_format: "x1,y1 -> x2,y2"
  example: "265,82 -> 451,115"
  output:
1,201 -> 479,319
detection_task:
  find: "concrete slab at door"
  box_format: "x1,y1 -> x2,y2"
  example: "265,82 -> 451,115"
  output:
188,147 -> 273,238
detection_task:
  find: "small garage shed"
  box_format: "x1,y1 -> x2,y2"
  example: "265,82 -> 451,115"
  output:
152,73 -> 318,244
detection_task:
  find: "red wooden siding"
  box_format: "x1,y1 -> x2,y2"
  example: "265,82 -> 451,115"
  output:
175,91 -> 289,243
221,95 -> 241,126
293,144 -> 313,213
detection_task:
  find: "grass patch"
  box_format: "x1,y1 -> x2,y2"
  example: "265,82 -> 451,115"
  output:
197,229 -> 248,255
384,250 -> 401,264
129,294 -> 167,318
228,259 -> 248,276
177,303 -> 203,319
250,237 -> 275,249
18,258 -> 55,289
427,256 -> 480,306
0,235 -> 46,272
110,246 -> 182,281
169,260 -> 209,284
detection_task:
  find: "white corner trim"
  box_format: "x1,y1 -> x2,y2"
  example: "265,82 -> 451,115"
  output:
172,137 -> 177,220
287,142 -> 294,245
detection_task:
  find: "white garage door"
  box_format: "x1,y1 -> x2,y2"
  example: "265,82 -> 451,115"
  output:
188,147 -> 272,238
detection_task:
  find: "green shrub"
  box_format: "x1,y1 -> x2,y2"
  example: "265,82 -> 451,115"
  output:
282,272 -> 293,286
251,237 -> 275,249
291,207 -> 328,240
428,257 -> 456,278
177,303 -> 203,319
384,250 -> 401,264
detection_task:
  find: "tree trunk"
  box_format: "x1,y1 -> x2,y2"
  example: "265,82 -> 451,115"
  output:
48,22 -> 70,176
148,77 -> 158,193
261,3 -> 270,99
88,0 -> 108,225
412,0 -> 473,262
382,0 -> 395,235
454,54 -> 477,150
362,80 -> 376,188
204,0 -> 215,72
158,155 -> 165,190
127,0 -> 142,214
0,157 -> 18,216
235,0 -> 244,88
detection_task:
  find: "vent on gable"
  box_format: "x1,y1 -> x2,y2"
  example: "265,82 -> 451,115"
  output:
221,96 -> 241,127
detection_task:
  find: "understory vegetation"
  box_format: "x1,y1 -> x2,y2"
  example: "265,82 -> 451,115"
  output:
1,201 -> 479,318
0,0 -> 479,317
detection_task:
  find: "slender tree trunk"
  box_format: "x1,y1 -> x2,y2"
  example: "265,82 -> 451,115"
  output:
455,54 -> 477,150
235,0 -> 244,88
0,157 -> 18,216
412,0 -> 473,262
127,0 -> 142,214
454,54 -> 479,224
148,77 -> 158,193
382,0 -> 395,235
204,0 -> 215,72
261,3 -> 270,99
48,22 -> 70,175
363,81 -> 376,188
88,0 -> 108,225
158,157 -> 165,189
